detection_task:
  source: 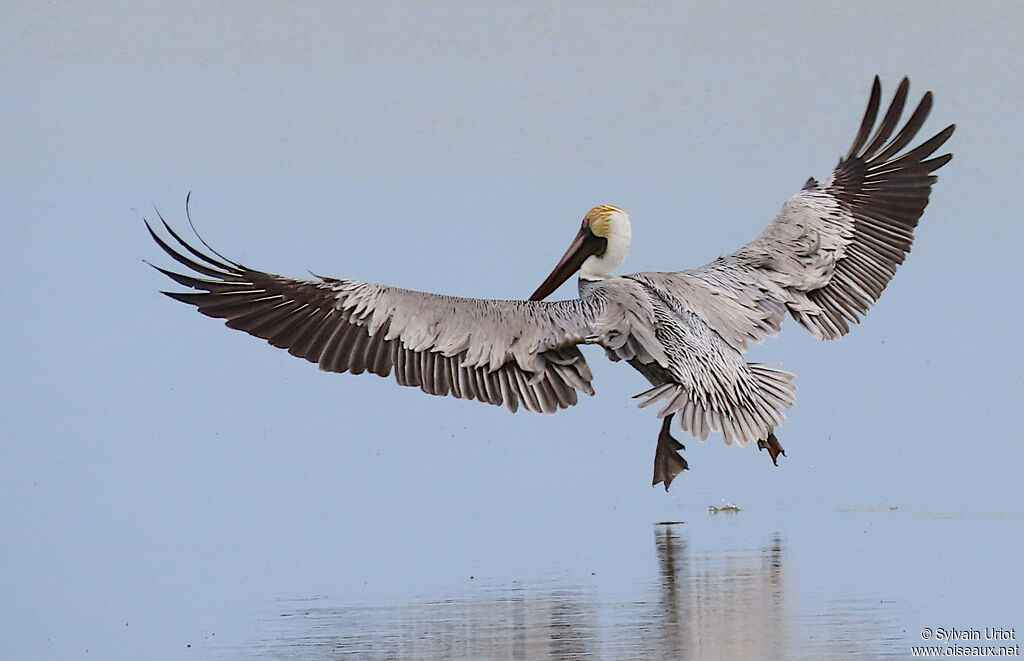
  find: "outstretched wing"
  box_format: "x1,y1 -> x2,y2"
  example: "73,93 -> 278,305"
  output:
146,219 -> 600,413
649,76 -> 955,351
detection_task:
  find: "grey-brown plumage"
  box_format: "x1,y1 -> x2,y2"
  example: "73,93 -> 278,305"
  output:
147,77 -> 953,490
148,224 -> 661,415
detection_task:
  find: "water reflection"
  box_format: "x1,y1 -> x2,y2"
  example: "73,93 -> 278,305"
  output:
248,585 -> 602,659
640,526 -> 787,660
242,526 -> 892,659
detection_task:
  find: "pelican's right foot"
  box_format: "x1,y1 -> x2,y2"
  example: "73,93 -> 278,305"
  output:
653,415 -> 688,491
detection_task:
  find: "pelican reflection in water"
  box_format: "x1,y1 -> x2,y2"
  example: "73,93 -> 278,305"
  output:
147,77 -> 954,490
244,528 -> 791,659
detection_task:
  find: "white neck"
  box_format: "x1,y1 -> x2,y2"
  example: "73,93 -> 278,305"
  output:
580,215 -> 631,279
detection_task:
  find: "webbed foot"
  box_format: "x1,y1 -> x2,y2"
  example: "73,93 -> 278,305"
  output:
757,431 -> 786,466
653,415 -> 688,491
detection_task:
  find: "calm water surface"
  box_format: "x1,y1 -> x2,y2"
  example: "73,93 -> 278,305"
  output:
225,506 -> 1020,660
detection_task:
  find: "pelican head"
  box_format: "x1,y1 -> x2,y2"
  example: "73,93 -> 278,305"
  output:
529,205 -> 632,301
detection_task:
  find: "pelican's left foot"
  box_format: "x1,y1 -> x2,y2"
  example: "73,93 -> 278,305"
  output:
653,415 -> 688,491
757,431 -> 786,466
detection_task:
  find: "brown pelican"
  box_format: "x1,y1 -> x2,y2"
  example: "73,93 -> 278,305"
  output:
147,77 -> 954,490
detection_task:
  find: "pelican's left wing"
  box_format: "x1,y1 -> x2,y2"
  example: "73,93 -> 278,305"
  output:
146,220 -> 600,414
648,76 -> 955,352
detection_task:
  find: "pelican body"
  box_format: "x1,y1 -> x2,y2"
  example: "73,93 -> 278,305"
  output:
148,77 -> 954,490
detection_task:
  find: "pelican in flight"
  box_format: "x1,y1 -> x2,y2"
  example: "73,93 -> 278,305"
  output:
147,77 -> 954,490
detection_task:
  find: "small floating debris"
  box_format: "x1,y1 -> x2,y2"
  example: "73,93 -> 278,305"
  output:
708,501 -> 741,514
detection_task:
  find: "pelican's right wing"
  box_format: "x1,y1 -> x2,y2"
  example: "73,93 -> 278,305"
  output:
146,220 -> 602,414
651,77 -> 954,351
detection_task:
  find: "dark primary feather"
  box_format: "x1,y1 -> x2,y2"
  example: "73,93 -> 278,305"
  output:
804,76 -> 955,337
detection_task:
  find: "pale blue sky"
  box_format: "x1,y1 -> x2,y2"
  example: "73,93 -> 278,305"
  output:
2,2 -> 1021,658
